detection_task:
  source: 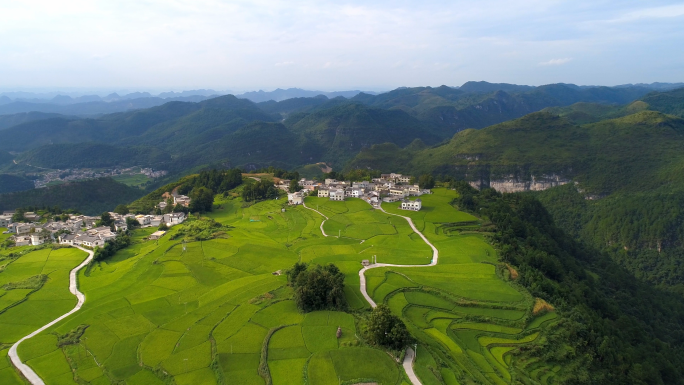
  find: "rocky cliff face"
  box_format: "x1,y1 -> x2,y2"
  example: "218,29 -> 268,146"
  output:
469,174 -> 569,193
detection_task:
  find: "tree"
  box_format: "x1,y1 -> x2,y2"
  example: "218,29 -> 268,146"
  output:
288,263 -> 347,312
366,304 -> 411,350
158,222 -> 169,231
418,174 -> 435,189
96,212 -> 114,227
189,187 -> 215,213
289,179 -> 301,193
163,198 -> 174,214
126,217 -> 140,229
113,204 -> 129,215
12,209 -> 26,223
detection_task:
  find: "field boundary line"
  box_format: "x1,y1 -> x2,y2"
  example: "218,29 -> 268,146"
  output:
302,202 -> 330,237
9,245 -> 94,385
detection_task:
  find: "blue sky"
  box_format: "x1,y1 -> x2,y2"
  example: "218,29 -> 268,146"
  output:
1,0 -> 683,91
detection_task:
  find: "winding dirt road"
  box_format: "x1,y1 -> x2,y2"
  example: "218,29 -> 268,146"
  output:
9,245 -> 94,385
303,200 -> 434,385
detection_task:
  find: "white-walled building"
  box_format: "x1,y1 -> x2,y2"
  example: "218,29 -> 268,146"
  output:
329,189 -> 345,201
401,198 -> 422,211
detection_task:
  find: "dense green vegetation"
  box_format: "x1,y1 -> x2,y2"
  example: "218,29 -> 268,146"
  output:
0,178 -> 144,215
454,183 -> 684,383
288,263 -> 347,312
15,143 -> 171,169
0,174 -> 34,194
348,110 -> 684,195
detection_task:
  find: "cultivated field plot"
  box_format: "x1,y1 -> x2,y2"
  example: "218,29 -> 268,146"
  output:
1,188 -> 557,384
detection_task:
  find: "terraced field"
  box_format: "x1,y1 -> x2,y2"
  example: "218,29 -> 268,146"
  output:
1,188 -> 560,384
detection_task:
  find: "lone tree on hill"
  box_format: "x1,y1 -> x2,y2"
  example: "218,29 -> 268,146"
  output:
289,179 -> 301,193
366,304 -> 411,350
287,263 -> 347,312
189,187 -> 215,213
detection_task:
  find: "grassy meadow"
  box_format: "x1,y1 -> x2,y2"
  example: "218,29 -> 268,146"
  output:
0,188 -> 558,384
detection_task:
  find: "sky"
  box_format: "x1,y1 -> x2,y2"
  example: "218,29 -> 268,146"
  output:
1,0 -> 683,92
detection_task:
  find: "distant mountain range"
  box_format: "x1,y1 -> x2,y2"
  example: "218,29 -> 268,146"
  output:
234,88 -> 377,102
0,82 -> 682,177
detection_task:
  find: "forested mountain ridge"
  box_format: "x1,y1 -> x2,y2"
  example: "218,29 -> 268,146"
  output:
348,110 -> 684,195
347,108 -> 684,294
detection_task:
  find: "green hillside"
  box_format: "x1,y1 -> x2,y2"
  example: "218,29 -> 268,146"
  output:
2,185 -> 683,384
347,109 -> 684,294
348,110 -> 684,195
285,103 -> 444,167
15,143 -> 171,169
0,174 -> 35,194
0,177 -> 144,215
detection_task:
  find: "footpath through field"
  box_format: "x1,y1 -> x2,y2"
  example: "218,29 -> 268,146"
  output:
8,245 -> 94,385
302,201 -> 331,237
304,200 -> 437,385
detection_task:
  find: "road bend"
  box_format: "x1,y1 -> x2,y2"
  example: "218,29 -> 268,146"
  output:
305,200 -> 436,385
9,245 -> 94,385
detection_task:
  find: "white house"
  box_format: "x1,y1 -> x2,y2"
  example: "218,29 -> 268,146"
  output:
59,234 -> 77,245
163,213 -> 186,226
288,192 -> 304,205
329,189 -> 345,201
80,236 -> 104,248
114,221 -> 128,232
401,198 -> 422,211
0,214 -> 12,227
14,236 -> 31,246
318,186 -> 330,198
389,187 -> 408,198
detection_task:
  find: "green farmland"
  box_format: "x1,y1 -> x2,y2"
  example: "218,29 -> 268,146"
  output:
0,188 -> 559,384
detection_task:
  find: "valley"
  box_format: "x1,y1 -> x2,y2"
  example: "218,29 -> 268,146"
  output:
1,187 -> 560,385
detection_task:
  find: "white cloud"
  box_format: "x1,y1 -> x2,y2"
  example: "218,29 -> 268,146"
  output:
539,58 -> 572,66
0,1 -> 682,89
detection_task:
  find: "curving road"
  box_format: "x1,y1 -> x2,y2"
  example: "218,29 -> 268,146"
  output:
304,199 -> 434,385
302,202 -> 331,237
9,245 -> 94,385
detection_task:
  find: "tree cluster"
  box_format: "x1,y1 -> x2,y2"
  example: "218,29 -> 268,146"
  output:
366,304 -> 411,350
189,187 -> 215,213
287,263 -> 347,312
93,234 -> 131,262
178,168 -> 243,195
242,179 -> 279,202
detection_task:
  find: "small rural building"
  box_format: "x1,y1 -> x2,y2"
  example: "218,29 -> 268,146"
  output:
81,236 -> 104,248
59,234 -> 77,245
114,221 -> 128,232
362,259 -> 370,266
318,186 -> 330,197
401,198 -> 422,211
163,213 -> 186,226
288,192 -> 304,205
14,236 -> 31,246
24,212 -> 41,221
150,230 -> 166,240
389,187 -> 408,198
0,214 -> 12,227
329,189 -> 345,201
30,233 -> 45,246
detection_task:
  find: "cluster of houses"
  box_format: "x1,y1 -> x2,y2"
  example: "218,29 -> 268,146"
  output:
32,167 -> 165,188
0,209 -> 186,248
284,173 -> 429,211
158,191 -> 191,211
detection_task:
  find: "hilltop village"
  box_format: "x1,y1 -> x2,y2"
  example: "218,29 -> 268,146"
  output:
285,173 -> 430,210
0,172 -> 427,249
0,192 -> 190,248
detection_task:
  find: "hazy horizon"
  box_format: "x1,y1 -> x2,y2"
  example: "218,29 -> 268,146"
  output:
2,1 -> 683,90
